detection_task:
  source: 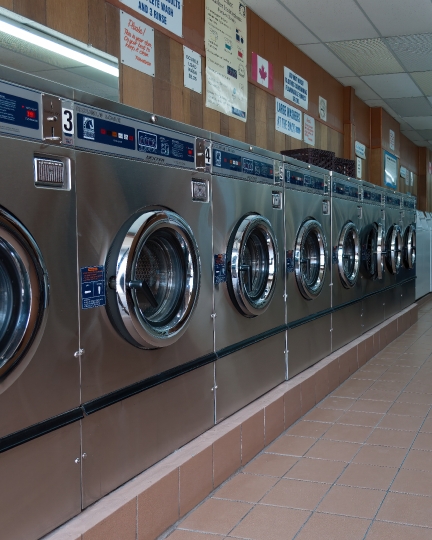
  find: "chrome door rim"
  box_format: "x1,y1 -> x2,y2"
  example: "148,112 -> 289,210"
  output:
386,224 -> 403,274
227,214 -> 278,317
404,225 -> 416,269
338,221 -> 360,289
362,223 -> 384,280
295,219 -> 327,300
113,210 -> 200,349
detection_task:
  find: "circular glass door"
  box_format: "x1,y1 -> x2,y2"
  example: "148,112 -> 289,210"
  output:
295,219 -> 327,300
110,210 -> 200,349
403,224 -> 416,269
361,222 -> 384,280
0,208 -> 48,379
227,214 -> 278,318
338,222 -> 360,289
385,224 -> 403,274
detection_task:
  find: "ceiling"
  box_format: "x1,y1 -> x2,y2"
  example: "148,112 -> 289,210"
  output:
245,0 -> 432,151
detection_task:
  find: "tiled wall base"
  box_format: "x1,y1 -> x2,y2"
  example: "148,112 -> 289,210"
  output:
43,304 -> 418,540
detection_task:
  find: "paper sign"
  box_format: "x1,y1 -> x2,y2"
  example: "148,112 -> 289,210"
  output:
284,67 -> 308,110
275,98 -> 302,140
120,11 -> 155,76
319,96 -> 327,121
355,141 -> 366,159
389,129 -> 395,151
384,151 -> 397,189
184,46 -> 202,93
410,171 -> 414,186
400,166 -> 407,179
356,157 -> 362,179
251,52 -> 273,90
120,0 -> 183,37
303,114 -> 315,146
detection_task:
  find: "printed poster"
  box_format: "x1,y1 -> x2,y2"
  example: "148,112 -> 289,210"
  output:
120,0 -> 183,37
120,11 -> 155,76
251,52 -> 273,90
205,0 -> 248,122
303,114 -> 315,146
284,67 -> 308,110
275,98 -> 302,140
384,151 -> 397,189
184,46 -> 202,94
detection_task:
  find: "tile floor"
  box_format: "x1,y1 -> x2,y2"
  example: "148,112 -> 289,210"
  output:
161,297 -> 432,539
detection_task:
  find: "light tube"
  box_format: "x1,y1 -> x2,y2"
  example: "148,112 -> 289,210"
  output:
0,19 -> 119,77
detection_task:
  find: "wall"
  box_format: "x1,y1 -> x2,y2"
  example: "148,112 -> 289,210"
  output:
399,133 -> 419,198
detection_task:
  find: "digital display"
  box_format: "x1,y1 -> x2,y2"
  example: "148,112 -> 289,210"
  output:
285,170 -> 324,191
332,181 -> 359,199
363,190 -> 382,204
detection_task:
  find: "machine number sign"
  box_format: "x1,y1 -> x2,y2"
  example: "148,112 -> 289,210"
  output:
62,108 -> 74,135
205,147 -> 211,167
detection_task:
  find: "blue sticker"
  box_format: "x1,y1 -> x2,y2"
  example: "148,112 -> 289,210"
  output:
214,254 -> 227,284
0,90 -> 39,130
77,114 -> 135,150
81,266 -> 106,310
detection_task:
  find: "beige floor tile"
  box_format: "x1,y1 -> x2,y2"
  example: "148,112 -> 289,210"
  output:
230,504 -> 310,540
178,498 -> 252,536
243,453 -> 298,478
318,397 -> 356,410
391,468 -> 432,497
303,408 -> 344,423
353,445 -> 406,468
287,421 -> 330,438
420,417 -> 432,432
261,478 -> 329,510
349,400 -> 391,414
214,473 -> 277,503
361,388 -> 401,402
337,463 -> 397,490
378,414 -> 424,432
403,449 -> 432,471
366,520 -> 432,540
358,365 -> 387,376
366,428 -> 417,448
285,458 -> 346,484
388,402 -> 430,416
169,532 -> 225,539
337,411 -> 384,427
413,432 -> 432,451
323,423 -> 374,444
295,513 -> 371,540
398,392 -> 432,405
369,381 -> 407,393
332,380 -> 373,399
305,439 -> 361,462
317,485 -> 385,519
377,372 -> 414,383
377,492 -> 432,527
265,435 -> 316,457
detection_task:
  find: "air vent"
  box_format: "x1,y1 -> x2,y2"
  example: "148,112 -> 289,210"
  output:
34,156 -> 71,190
387,34 -> 432,72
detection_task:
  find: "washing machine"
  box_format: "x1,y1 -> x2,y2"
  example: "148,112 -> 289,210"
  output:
0,78 -> 81,540
72,101 -> 215,507
211,136 -> 286,421
330,172 -> 363,351
398,194 -> 416,309
360,182 -> 386,332
284,158 -> 332,378
416,211 -> 430,300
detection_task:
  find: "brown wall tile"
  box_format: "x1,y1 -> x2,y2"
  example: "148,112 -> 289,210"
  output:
265,397 -> 284,445
315,365 -> 330,403
138,470 -> 179,540
328,357 -> 341,392
284,385 -> 302,429
241,410 -> 265,465
83,500 -> 136,540
301,375 -> 316,415
179,446 -> 213,517
213,427 -> 241,488
339,347 -> 359,380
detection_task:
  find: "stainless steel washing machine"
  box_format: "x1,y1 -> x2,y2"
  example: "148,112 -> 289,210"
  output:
73,102 -> 215,507
330,172 -> 363,351
415,210 -> 429,300
211,137 -> 286,421
360,182 -> 386,333
398,194 -> 416,309
284,158 -> 332,378
0,77 -> 81,540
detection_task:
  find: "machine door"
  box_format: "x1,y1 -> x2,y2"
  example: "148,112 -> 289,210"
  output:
227,214 -> 278,318
338,222 -> 360,289
361,222 -> 384,280
403,224 -> 416,269
0,208 -> 48,379
109,210 -> 200,349
295,219 -> 327,300
385,224 -> 403,274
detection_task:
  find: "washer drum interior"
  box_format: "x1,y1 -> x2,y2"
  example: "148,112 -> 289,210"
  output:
385,224 -> 403,275
294,219 -> 327,300
108,210 -> 201,349
361,222 -> 384,280
227,214 -> 278,318
338,221 -> 360,289
403,224 -> 416,269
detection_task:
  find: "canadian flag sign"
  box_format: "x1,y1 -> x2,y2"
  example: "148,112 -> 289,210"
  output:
252,52 -> 273,90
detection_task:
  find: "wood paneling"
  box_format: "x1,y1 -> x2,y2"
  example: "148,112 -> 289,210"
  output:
14,0 -> 46,25
88,0 -> 107,52
400,133 -> 419,174
122,64 -> 153,112
371,108 -> 382,149
183,0 -> 204,54
169,39 -> 184,123
381,108 -> 400,157
106,2 -> 120,59
46,0 -> 89,43
0,0 -> 13,10
154,31 -> 171,119
353,94 -> 370,148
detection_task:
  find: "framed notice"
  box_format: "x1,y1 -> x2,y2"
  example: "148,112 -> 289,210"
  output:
120,11 -> 155,76
120,0 -> 183,37
275,98 -> 302,140
384,151 -> 397,189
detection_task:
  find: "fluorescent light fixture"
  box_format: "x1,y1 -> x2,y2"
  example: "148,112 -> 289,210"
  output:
0,19 -> 119,77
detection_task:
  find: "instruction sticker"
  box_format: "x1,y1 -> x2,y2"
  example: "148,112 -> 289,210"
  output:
214,254 -> 227,284
81,266 -> 106,310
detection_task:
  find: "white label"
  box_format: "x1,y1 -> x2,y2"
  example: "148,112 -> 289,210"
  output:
62,108 -> 74,135
275,98 -> 302,140
356,157 -> 362,179
120,0 -> 183,37
319,96 -> 327,121
120,12 -> 155,77
303,114 -> 315,146
389,129 -> 395,151
355,141 -> 366,159
410,171 -> 414,186
284,67 -> 308,110
400,166 -> 407,179
183,46 -> 202,94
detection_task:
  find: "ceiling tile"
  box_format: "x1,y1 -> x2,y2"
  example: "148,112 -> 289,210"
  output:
356,0 -> 432,37
337,76 -> 380,101
246,0 -> 319,45
328,39 -> 403,75
384,97 -> 432,117
387,34 -> 432,72
297,44 -> 355,78
279,0 -> 379,42
361,73 -> 423,98
411,72 -> 432,96
417,129 -> 432,139
403,116 -> 432,130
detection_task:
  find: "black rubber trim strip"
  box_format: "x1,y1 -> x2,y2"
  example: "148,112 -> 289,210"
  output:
83,352 -> 218,415
0,407 -> 84,454
332,296 -> 363,313
288,308 -> 333,330
216,325 -> 287,359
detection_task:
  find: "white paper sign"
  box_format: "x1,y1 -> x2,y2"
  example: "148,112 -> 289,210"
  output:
120,0 -> 183,37
183,46 -> 202,93
120,11 -> 155,76
389,129 -> 395,151
400,166 -> 407,179
303,114 -> 315,146
355,141 -> 366,159
275,98 -> 302,140
384,151 -> 397,189
410,171 -> 414,186
356,157 -> 362,179
284,67 -> 308,110
319,96 -> 327,121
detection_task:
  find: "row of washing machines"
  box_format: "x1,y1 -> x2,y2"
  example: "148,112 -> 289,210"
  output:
415,210 -> 432,299
0,72 -> 416,540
